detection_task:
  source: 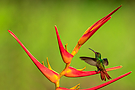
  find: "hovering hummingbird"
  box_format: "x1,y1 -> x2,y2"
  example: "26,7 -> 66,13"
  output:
80,48 -> 111,81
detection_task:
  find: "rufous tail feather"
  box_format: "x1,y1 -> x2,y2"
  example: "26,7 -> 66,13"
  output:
103,71 -> 112,80
100,71 -> 106,81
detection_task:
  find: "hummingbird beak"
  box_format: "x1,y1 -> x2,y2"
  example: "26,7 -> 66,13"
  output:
89,48 -> 96,53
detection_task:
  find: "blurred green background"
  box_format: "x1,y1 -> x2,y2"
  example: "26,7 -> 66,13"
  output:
0,0 -> 134,90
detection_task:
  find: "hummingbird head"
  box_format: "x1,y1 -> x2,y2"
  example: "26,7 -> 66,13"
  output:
95,52 -> 101,58
89,48 -> 101,58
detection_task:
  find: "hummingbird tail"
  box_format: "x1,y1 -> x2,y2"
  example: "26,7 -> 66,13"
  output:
100,71 -> 106,81
104,71 -> 112,80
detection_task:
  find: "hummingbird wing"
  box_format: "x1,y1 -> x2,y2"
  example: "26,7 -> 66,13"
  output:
103,58 -> 109,66
80,57 -> 97,66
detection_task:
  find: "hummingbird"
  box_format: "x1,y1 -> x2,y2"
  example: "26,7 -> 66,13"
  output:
80,48 -> 111,81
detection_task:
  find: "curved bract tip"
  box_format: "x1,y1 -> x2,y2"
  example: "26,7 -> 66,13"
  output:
8,30 -> 60,85
54,26 -> 73,64
71,5 -> 122,56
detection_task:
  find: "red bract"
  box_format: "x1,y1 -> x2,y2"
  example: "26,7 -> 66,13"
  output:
8,30 -> 60,87
55,26 -> 73,64
56,72 -> 131,90
71,5 -> 122,56
64,66 -> 122,77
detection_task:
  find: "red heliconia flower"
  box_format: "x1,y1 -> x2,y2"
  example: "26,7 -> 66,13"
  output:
71,5 -> 122,56
8,5 -> 131,90
8,30 -> 60,87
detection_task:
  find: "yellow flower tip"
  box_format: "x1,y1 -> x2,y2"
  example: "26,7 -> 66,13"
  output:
65,43 -> 68,51
46,57 -> 52,70
77,86 -> 80,89
77,66 -> 86,71
70,83 -> 80,89
42,61 -> 45,66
